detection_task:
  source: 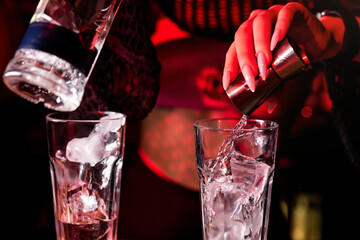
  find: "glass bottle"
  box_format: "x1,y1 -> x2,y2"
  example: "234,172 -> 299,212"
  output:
3,0 -> 122,111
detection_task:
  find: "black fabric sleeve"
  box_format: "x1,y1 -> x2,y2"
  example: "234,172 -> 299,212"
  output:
323,60 -> 360,173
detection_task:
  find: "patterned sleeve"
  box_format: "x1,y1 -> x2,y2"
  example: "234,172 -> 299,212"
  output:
79,0 -> 161,120
157,0 -> 319,38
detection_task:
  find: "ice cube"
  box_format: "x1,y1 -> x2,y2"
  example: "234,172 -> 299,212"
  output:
66,134 -> 104,166
230,158 -> 270,198
55,150 -> 67,162
65,113 -> 123,166
86,133 -> 104,162
225,222 -> 246,240
227,159 -> 270,240
66,137 -> 86,162
69,189 -> 99,215
103,131 -> 120,155
67,184 -> 106,219
95,113 -> 124,133
205,182 -> 249,240
231,132 -> 264,160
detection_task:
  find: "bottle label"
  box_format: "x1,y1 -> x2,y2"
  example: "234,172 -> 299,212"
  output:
19,22 -> 98,75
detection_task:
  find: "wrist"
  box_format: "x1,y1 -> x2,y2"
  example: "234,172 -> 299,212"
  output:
318,10 -> 360,63
318,15 -> 345,60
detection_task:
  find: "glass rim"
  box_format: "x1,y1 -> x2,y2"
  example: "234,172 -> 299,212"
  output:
193,117 -> 278,132
46,111 -> 126,123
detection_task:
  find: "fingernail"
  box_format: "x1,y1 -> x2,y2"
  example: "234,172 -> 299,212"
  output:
222,69 -> 231,90
242,65 -> 255,92
267,101 -> 277,114
257,52 -> 267,81
270,29 -> 282,51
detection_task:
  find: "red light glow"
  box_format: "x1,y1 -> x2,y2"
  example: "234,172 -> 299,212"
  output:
301,106 -> 313,118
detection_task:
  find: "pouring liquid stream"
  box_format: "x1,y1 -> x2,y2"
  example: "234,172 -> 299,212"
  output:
213,114 -> 249,178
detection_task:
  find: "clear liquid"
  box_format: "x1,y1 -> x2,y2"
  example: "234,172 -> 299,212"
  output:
56,217 -> 117,240
50,155 -> 122,240
201,171 -> 272,240
200,115 -> 274,240
211,115 -> 249,178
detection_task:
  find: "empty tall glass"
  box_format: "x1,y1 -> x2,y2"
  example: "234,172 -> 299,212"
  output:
194,118 -> 278,240
46,111 -> 126,240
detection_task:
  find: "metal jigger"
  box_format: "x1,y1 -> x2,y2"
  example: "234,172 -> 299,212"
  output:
225,38 -> 312,115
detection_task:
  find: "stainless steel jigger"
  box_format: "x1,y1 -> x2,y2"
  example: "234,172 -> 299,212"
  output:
225,38 -> 312,115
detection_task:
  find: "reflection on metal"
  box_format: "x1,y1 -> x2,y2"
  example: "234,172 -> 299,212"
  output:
290,193 -> 323,240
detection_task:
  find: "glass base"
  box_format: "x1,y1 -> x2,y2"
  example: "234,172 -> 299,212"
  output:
3,49 -> 87,111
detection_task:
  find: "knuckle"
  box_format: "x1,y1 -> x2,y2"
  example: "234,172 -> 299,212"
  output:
235,21 -> 251,38
249,9 -> 264,18
252,12 -> 267,26
286,2 -> 303,10
269,4 -> 284,10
